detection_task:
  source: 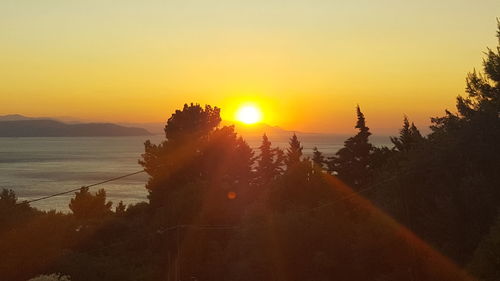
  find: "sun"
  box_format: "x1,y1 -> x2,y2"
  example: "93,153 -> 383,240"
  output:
235,105 -> 262,124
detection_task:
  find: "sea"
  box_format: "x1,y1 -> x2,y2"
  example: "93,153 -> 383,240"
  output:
0,134 -> 391,212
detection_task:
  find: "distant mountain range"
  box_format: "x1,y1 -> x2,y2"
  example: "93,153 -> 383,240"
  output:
0,114 -> 49,121
224,121 -> 302,138
0,115 -> 151,137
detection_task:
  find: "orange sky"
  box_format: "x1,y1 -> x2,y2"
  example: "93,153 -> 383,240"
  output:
1,1 -> 499,133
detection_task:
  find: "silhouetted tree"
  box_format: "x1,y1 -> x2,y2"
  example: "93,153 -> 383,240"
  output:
0,188 -> 17,205
141,103 -> 255,219
425,21 -> 500,263
69,187 -> 112,220
164,103 -> 221,144
312,146 -> 325,169
390,116 -> 424,152
328,105 -> 373,189
0,188 -> 35,233
269,134 -> 335,211
140,103 -> 224,208
255,134 -> 284,185
202,126 -> 254,186
372,21 -> 500,265
115,201 -> 126,215
139,103 -> 256,281
285,133 -> 303,169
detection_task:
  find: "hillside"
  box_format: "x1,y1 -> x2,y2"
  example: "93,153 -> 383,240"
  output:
0,120 -> 152,137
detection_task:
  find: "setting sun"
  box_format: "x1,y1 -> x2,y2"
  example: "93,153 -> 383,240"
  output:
235,105 -> 262,124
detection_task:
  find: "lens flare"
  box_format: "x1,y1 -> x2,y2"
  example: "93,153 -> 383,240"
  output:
227,191 -> 237,200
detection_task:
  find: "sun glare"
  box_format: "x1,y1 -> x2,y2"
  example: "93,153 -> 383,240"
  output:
236,105 -> 262,124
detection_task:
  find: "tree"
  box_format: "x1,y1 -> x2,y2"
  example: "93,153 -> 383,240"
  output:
0,188 -> 35,232
255,134 -> 284,185
285,133 -> 303,169
115,201 -> 127,215
432,20 -> 499,134
201,126 -> 255,186
371,22 -> 500,265
269,134 -> 334,211
69,187 -> 112,220
390,116 -> 424,152
139,104 -> 258,279
312,147 -> 325,169
140,103 -> 255,228
0,188 -> 17,205
164,103 -> 221,144
427,21 -> 500,262
328,105 -> 373,189
140,103 -> 224,207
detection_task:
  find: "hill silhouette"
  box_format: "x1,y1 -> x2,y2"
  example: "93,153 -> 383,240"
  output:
0,119 -> 151,137
0,114 -> 48,121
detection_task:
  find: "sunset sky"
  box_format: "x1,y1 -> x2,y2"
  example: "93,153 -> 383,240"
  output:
1,1 -> 499,133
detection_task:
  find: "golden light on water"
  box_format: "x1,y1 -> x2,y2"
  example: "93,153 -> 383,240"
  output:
235,105 -> 262,124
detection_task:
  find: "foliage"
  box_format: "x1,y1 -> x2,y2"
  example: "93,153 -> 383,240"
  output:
140,103 -> 255,217
468,212 -> 500,281
255,134 -> 284,185
328,105 -> 373,189
69,187 -> 113,220
371,21 -> 500,266
312,146 -> 325,169
0,188 -> 36,233
390,116 -> 424,152
114,201 -> 127,215
285,133 -> 303,168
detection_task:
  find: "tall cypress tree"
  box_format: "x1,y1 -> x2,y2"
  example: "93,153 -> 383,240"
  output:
328,105 -> 373,189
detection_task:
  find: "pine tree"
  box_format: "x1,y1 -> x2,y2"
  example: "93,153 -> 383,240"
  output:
457,52 -> 500,119
312,147 -> 325,169
273,146 -> 285,174
391,116 -> 424,152
328,105 -> 373,189
257,134 -> 273,173
286,133 -> 303,168
255,134 -> 282,184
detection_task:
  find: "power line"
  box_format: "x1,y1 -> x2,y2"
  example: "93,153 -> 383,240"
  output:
18,167 -> 407,217
20,170 -> 146,204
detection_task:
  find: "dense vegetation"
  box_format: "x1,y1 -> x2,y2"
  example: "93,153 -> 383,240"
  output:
1,23 -> 499,281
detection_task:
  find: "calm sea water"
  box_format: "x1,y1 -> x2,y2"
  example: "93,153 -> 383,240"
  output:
0,134 -> 391,211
